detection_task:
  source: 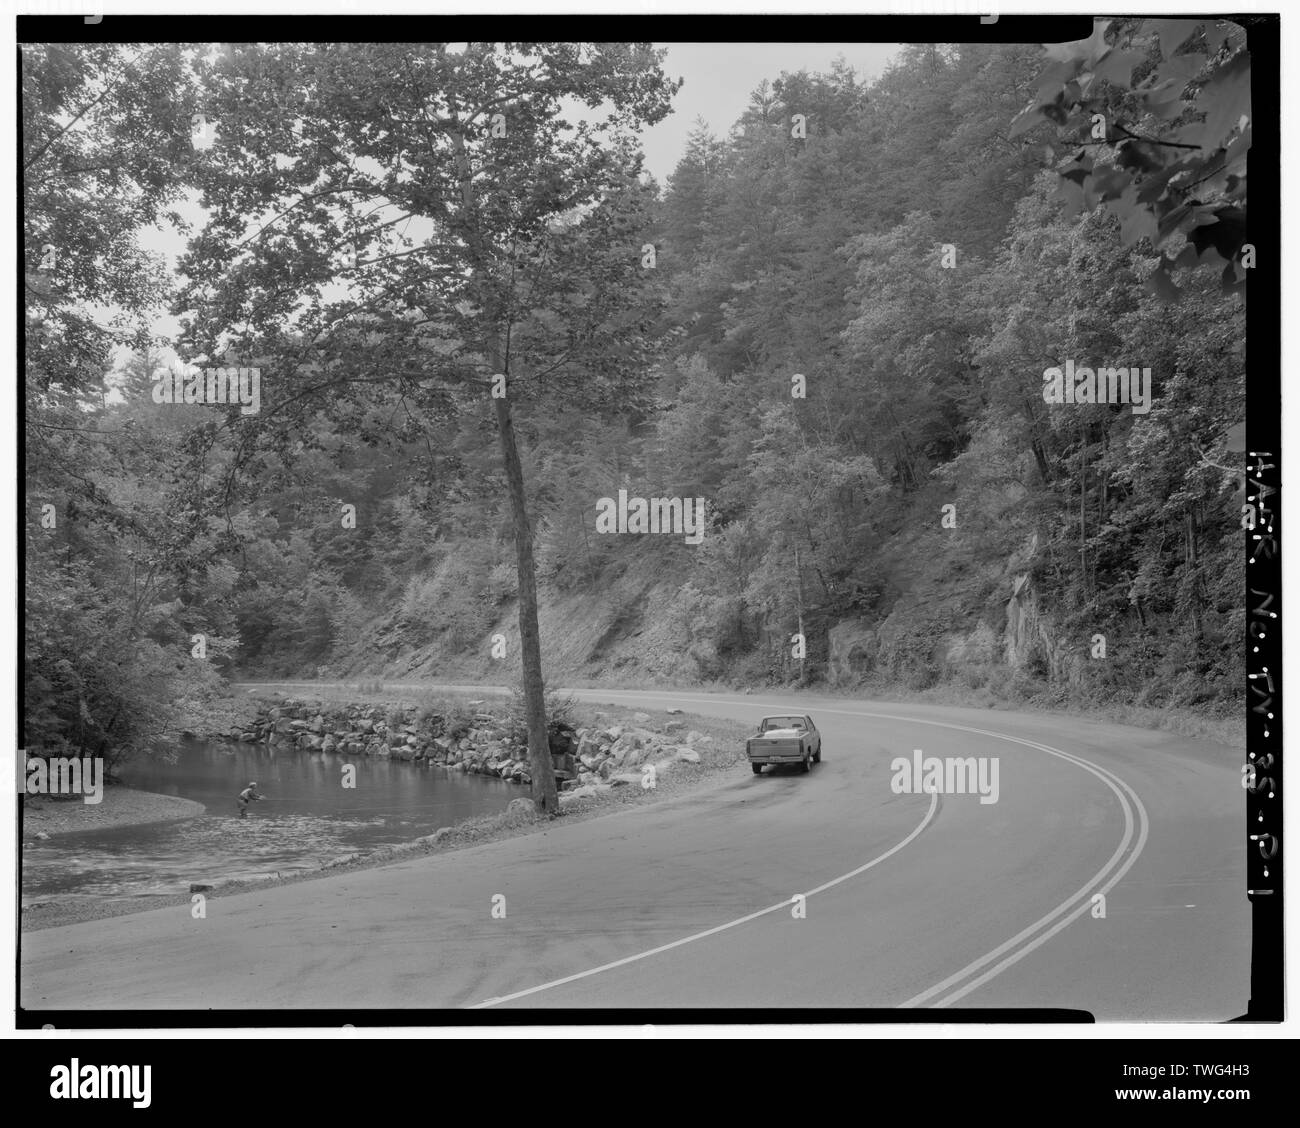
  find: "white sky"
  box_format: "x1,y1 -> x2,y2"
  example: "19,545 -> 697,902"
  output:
645,42 -> 898,182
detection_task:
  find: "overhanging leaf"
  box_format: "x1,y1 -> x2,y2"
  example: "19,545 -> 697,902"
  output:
1147,262 -> 1182,303
1140,51 -> 1208,92
1093,48 -> 1146,89
1187,206 -> 1247,263
1088,164 -> 1131,202
1114,140 -> 1163,175
1115,190 -> 1160,245
1147,18 -> 1204,57
1196,50 -> 1251,152
1135,157 -> 1196,204
1009,103 -> 1047,139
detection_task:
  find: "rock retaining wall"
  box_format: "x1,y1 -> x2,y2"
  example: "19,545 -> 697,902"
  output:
225,699 -> 712,794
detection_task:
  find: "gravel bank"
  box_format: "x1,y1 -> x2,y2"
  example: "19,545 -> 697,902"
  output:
23,786 -> 206,839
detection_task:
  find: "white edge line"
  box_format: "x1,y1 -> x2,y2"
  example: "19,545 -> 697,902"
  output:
242,685 -> 1150,1011
471,789 -> 940,1009
585,691 -> 1151,1010
550,692 -> 1153,1012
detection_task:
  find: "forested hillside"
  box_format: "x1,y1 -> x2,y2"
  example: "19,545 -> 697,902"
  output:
26,28 -> 1250,769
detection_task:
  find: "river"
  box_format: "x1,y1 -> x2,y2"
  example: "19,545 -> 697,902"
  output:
22,738 -> 518,904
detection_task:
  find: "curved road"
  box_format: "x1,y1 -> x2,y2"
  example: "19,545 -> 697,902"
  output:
21,686 -> 1248,1019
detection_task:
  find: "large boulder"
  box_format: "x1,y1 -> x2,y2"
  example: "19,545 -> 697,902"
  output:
624,744 -> 656,767
607,771 -> 644,787
645,760 -> 676,786
608,736 -> 637,764
560,782 -> 613,807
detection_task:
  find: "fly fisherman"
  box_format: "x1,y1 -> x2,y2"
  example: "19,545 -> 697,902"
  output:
237,781 -> 264,818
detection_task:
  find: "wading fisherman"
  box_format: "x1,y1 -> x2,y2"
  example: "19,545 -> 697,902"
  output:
237,781 -> 264,818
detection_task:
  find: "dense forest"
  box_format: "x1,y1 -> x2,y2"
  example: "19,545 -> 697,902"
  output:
26,26 -> 1250,775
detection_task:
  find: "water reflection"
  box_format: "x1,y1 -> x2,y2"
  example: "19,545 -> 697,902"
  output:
23,738 -> 517,902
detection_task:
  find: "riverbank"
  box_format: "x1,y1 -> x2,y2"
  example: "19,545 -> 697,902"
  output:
22,787 -> 206,839
21,696 -> 748,932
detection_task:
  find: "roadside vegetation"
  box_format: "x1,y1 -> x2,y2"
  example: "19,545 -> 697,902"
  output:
26,25 -> 1250,780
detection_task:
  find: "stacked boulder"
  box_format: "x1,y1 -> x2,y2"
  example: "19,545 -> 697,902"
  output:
226,699 -> 711,791
569,723 -> 711,791
227,700 -> 534,783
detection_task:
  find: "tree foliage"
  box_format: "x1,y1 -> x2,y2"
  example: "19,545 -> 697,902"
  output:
1009,17 -> 1250,301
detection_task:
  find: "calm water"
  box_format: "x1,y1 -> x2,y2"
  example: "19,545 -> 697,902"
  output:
22,739 -> 517,904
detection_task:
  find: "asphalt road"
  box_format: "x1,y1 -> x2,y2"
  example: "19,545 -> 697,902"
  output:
21,686 -> 1249,1018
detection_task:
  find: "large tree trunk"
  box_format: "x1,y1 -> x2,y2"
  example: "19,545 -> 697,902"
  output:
493,393 -> 559,814
446,116 -> 557,814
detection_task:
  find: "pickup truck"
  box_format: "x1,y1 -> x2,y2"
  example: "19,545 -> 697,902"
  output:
746,714 -> 822,775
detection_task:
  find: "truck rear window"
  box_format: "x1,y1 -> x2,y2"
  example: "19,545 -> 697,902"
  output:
762,718 -> 804,731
